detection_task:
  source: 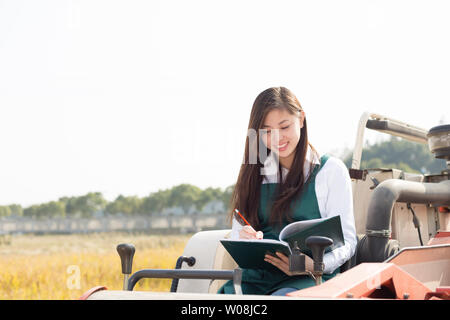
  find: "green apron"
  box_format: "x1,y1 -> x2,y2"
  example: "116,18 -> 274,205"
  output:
218,154 -> 339,295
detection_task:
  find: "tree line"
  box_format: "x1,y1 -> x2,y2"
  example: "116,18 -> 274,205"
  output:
0,185 -> 234,219
342,136 -> 446,174
1,136 -> 446,219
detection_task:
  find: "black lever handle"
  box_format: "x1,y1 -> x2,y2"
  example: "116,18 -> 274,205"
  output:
117,243 -> 135,275
305,236 -> 333,285
170,256 -> 196,292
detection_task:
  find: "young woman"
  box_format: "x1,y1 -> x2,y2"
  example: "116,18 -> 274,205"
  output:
218,87 -> 357,296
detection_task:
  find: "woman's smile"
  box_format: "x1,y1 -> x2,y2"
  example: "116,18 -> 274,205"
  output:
277,141 -> 289,152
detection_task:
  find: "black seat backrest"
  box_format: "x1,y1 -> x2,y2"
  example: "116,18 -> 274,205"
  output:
339,234 -> 399,273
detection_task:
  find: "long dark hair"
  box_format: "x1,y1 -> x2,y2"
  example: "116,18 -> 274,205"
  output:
228,87 -> 318,229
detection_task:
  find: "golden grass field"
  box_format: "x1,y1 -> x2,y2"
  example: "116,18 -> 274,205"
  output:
0,232 -> 192,299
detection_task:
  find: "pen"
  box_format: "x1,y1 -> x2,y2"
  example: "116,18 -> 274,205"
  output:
234,208 -> 251,227
234,208 -> 263,240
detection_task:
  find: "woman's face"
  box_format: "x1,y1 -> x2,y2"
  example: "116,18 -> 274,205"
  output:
260,108 -> 305,160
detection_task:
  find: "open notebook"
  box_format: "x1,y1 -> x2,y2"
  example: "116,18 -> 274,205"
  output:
220,215 -> 344,271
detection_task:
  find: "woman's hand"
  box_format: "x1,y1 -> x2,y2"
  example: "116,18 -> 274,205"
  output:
264,252 -> 314,276
239,225 -> 264,240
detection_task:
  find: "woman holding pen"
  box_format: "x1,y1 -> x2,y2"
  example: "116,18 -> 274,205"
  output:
218,87 -> 357,296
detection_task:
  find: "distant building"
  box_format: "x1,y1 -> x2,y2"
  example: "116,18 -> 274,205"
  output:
160,200 -> 226,215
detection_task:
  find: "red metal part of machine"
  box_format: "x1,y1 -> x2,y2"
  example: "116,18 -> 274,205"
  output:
288,243 -> 450,300
427,231 -> 450,246
425,287 -> 450,300
79,286 -> 107,300
288,263 -> 429,299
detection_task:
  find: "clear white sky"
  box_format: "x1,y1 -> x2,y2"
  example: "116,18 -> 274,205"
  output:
0,0 -> 449,207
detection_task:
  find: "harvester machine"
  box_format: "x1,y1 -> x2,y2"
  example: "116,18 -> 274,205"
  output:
81,112 -> 450,300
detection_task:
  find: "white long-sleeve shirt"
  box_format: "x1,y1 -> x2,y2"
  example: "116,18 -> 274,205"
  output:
231,147 -> 357,274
